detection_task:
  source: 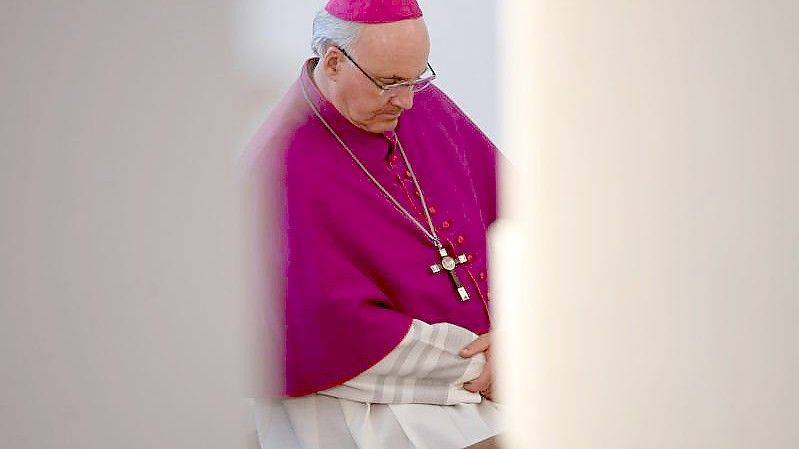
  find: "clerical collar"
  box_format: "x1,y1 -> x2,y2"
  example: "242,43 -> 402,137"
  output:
301,58 -> 398,158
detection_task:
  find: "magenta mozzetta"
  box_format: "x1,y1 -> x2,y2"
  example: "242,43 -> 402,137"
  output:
249,56 -> 499,396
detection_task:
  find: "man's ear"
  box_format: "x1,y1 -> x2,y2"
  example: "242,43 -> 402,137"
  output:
321,47 -> 343,81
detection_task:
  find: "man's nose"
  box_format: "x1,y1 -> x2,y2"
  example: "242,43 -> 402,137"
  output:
390,87 -> 414,110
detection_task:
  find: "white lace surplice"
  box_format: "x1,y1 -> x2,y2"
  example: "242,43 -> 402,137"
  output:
252,319 -> 504,449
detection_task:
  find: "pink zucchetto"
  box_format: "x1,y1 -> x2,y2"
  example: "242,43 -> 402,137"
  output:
325,0 -> 423,24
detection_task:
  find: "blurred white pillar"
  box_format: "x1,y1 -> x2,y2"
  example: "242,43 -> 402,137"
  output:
494,1 -> 799,448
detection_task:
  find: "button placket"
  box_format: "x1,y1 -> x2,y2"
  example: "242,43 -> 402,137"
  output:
465,267 -> 491,323
386,141 -> 435,227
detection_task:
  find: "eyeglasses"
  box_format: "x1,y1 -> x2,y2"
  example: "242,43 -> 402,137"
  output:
336,46 -> 436,95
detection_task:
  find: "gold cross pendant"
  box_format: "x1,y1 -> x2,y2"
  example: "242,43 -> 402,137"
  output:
430,246 -> 470,301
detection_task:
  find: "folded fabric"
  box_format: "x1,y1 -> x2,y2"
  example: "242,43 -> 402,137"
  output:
320,319 -> 486,405
251,319 -> 504,448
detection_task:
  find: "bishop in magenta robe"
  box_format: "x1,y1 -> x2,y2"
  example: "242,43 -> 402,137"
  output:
247,1 -> 504,447
251,56 -> 499,395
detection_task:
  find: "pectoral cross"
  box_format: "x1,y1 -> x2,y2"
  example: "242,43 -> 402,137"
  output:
430,246 -> 470,301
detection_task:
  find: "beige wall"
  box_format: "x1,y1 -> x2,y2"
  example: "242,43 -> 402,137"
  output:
495,1 -> 799,448
1,2 -> 257,447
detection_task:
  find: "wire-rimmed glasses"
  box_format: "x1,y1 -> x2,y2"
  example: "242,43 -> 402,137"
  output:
336,46 -> 436,95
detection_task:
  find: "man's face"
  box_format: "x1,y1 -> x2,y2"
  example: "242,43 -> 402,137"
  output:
331,19 -> 430,133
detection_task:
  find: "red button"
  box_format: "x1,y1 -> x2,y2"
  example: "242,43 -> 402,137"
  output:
414,190 -> 421,197
405,169 -> 413,179
428,206 -> 437,215
479,271 -> 486,280
390,154 -> 399,163
467,254 -> 474,262
456,235 -> 465,244
442,220 -> 451,229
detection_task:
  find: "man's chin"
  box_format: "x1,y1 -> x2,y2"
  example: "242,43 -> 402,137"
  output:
382,118 -> 399,130
367,118 -> 399,133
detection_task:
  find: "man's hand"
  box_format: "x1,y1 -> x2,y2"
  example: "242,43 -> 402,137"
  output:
460,332 -> 494,401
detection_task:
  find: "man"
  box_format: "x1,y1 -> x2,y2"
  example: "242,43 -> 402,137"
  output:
248,1 -> 503,447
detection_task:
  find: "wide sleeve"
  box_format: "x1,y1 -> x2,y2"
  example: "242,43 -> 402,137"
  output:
318,319 -> 486,405
279,151 -> 414,397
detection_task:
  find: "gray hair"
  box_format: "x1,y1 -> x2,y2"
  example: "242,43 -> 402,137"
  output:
311,9 -> 363,57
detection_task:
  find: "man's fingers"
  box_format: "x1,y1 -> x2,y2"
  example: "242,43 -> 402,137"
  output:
464,378 -> 490,393
460,333 -> 491,357
461,332 -> 494,394
479,387 -> 493,401
463,364 -> 492,393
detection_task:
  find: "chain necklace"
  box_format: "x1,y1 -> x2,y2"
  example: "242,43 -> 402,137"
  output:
299,70 -> 471,301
